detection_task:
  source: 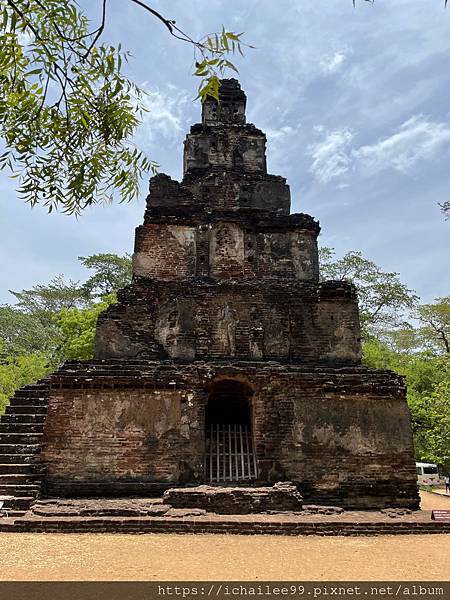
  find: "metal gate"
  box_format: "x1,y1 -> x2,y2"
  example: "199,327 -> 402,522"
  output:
205,424 -> 258,483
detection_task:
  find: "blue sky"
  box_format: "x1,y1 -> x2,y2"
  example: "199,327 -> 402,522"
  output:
1,0 -> 449,304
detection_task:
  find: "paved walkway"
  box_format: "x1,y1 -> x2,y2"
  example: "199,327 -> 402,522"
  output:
428,487 -> 450,497
420,490 -> 450,509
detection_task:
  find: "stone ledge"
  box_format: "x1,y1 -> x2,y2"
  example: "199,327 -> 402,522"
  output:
1,514 -> 449,536
47,359 -> 405,392
142,206 -> 320,233
162,482 -> 303,514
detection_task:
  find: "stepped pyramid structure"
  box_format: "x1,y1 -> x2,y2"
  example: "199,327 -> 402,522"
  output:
0,80 -> 419,516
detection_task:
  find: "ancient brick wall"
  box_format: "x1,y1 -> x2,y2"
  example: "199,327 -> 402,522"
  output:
95,280 -> 361,363
41,386 -> 206,495
186,172 -> 291,213
146,171 -> 292,214
40,361 -> 418,508
250,372 -> 418,508
132,220 -> 319,281
184,124 -> 267,174
133,224 -> 196,280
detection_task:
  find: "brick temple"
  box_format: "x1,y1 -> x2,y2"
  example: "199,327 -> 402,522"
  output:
0,80 -> 419,515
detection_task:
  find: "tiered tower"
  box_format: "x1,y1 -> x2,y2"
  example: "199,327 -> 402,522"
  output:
0,80 -> 419,511
95,79 -> 361,365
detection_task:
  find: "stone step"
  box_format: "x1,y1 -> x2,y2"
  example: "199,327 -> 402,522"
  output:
0,463 -> 36,474
0,444 -> 41,455
12,387 -> 48,394
0,414 -> 46,424
0,453 -> 37,464
0,495 -> 35,511
0,473 -> 40,484
14,385 -> 48,393
9,397 -> 48,407
0,484 -> 40,495
0,510 -> 27,517
2,516 -> 450,536
5,405 -> 47,415
0,423 -> 44,434
31,498 -> 170,518
0,433 -> 43,445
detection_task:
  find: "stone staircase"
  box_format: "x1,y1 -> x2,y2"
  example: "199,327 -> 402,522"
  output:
0,382 -> 49,517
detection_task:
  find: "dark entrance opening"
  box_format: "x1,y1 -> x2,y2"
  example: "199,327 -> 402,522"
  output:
205,380 -> 251,428
205,379 -> 257,483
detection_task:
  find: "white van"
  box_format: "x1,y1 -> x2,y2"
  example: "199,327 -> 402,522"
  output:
416,462 -> 441,486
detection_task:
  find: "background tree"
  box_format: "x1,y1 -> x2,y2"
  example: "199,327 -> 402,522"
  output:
55,293 -> 117,360
0,276 -> 84,360
0,253 -> 132,408
0,254 -> 132,360
79,253 -> 133,299
416,296 -> 450,354
363,333 -> 450,471
418,381 -> 450,472
9,276 -> 85,318
0,342 -> 50,413
319,247 -> 418,337
0,306 -> 58,357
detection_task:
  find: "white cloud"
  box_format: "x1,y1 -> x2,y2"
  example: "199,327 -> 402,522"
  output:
137,85 -> 191,145
354,115 -> 450,175
308,116 -> 450,184
264,125 -> 301,173
319,50 -> 348,74
307,128 -> 354,183
265,125 -> 297,141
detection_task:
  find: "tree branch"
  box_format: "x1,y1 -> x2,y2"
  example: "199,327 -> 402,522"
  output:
82,0 -> 107,59
127,0 -> 211,47
128,0 -> 174,33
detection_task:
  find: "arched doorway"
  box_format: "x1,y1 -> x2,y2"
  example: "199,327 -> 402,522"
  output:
205,379 -> 258,483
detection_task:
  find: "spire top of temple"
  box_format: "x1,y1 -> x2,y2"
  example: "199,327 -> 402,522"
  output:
202,78 -> 247,126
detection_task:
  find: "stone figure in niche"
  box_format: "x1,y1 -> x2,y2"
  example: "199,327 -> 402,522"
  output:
264,307 -> 289,357
232,145 -> 244,168
218,303 -> 238,356
157,305 -> 180,354
249,307 -> 264,359
215,223 -> 233,258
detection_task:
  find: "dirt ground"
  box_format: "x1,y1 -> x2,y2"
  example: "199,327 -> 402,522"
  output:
0,491 -> 449,581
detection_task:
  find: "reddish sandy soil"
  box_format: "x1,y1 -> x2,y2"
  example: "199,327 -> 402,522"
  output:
0,492 -> 449,581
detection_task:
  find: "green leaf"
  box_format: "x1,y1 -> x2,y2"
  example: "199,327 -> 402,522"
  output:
26,68 -> 43,76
